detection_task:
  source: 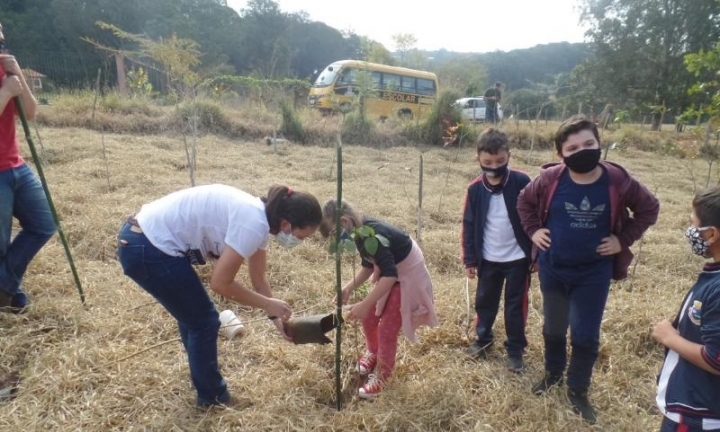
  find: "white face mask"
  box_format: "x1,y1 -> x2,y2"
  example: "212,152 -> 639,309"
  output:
276,230 -> 302,249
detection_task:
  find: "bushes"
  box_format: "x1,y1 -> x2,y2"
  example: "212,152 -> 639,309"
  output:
608,127 -> 661,152
36,90 -> 693,153
176,100 -> 231,134
403,90 -> 462,146
341,111 -> 375,145
280,103 -> 306,143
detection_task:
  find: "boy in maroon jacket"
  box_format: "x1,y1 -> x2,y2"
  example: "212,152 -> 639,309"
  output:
517,116 -> 659,423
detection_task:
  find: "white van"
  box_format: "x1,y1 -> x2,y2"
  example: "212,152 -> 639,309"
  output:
456,97 -> 503,121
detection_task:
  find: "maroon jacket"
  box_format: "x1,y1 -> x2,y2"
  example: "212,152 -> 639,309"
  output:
517,160 -> 660,280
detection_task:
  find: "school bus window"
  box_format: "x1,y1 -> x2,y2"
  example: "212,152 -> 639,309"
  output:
383,73 -> 401,90
417,78 -> 435,96
401,76 -> 416,93
314,64 -> 342,88
371,71 -> 382,89
338,68 -> 357,85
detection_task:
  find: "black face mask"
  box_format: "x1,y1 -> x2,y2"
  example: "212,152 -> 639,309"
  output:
481,163 -> 508,179
563,148 -> 601,173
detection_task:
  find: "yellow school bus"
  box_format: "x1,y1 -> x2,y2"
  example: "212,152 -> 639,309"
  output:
308,60 -> 439,120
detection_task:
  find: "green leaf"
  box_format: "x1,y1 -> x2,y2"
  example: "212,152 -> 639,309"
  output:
364,237 -> 379,255
342,239 -> 357,254
375,234 -> 390,247
328,241 -> 338,254
357,226 -> 372,238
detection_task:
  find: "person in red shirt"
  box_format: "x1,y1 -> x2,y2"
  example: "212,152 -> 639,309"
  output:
0,22 -> 55,313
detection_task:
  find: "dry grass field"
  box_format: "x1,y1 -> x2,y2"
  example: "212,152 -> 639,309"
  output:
0,119 -> 710,431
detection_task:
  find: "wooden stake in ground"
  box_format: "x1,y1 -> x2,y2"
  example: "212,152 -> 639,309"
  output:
527,102 -> 548,164
91,68 -> 111,190
333,132 -> 344,411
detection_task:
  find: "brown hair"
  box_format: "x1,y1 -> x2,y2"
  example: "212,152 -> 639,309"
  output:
476,128 -> 509,154
261,185 -> 322,234
554,115 -> 600,153
693,186 -> 720,228
319,199 -> 363,238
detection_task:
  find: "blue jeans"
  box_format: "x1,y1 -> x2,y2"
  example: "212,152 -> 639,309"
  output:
486,105 -> 498,123
474,258 -> 529,357
117,223 -> 229,406
0,164 -> 56,296
538,254 -> 612,390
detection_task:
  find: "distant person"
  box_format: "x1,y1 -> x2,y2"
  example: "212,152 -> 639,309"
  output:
0,21 -> 55,314
117,184 -> 322,407
484,82 -> 502,123
320,199 -> 438,399
653,187 -> 720,432
517,115 -> 659,423
461,128 -> 532,373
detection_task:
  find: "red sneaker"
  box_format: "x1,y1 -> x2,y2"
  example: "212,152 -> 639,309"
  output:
355,351 -> 377,376
359,373 -> 384,399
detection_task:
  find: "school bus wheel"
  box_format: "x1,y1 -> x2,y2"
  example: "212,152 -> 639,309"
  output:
398,109 -> 413,119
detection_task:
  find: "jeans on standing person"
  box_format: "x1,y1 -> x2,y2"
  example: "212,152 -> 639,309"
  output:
538,254 -> 612,390
0,164 -> 56,299
474,258 -> 529,357
486,105 -> 497,123
117,223 -> 229,406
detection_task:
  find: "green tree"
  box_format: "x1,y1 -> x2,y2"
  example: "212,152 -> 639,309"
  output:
87,21 -> 201,96
685,41 -> 720,123
506,88 -> 550,119
580,0 -> 720,129
684,39 -> 720,185
357,37 -> 394,65
435,56 -> 487,96
392,33 -> 417,65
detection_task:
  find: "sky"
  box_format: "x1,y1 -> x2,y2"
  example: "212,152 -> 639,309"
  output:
226,0 -> 589,53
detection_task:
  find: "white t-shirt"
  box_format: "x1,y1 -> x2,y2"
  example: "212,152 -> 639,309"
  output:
482,193 -> 525,263
136,184 -> 269,261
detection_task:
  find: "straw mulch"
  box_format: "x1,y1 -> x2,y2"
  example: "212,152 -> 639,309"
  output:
0,124 -> 702,431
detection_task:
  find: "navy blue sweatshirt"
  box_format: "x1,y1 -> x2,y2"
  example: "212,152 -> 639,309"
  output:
462,170 -> 532,269
657,262 -> 720,426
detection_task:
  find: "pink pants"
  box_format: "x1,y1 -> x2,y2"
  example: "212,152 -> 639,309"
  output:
362,283 -> 402,380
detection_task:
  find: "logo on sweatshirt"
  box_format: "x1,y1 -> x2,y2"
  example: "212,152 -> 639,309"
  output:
565,196 -> 606,229
688,300 -> 702,326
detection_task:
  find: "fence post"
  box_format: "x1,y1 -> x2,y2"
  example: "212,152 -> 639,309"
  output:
115,54 -> 127,97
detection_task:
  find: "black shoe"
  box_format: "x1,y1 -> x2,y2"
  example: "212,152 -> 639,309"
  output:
531,373 -> 564,395
466,342 -> 493,359
196,390 -> 232,409
506,356 -> 524,374
568,388 -> 597,424
0,290 -> 28,314
9,290 -> 29,314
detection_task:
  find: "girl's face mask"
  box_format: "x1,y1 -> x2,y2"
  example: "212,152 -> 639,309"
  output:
276,230 -> 302,249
